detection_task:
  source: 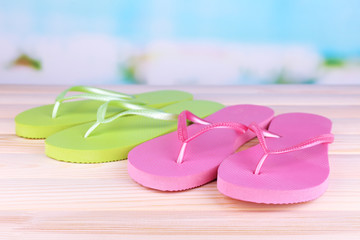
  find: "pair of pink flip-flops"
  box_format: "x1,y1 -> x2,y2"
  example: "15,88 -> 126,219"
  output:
128,105 -> 334,204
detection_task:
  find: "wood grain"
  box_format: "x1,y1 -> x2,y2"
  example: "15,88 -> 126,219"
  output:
0,84 -> 359,239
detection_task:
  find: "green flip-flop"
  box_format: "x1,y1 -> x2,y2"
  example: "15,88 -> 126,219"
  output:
45,100 -> 224,163
15,86 -> 193,139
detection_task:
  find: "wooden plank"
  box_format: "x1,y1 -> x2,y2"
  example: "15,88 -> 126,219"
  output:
0,178 -> 359,211
0,211 -> 359,236
0,154 -> 357,180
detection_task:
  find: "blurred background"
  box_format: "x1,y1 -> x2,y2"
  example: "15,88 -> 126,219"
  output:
0,0 -> 360,85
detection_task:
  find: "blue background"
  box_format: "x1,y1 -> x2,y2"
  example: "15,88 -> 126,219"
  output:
1,0 -> 359,57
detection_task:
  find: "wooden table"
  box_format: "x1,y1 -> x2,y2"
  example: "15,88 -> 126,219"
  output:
1,85 -> 359,239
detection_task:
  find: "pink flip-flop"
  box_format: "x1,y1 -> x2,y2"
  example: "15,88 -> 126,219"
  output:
217,113 -> 334,204
128,105 -> 274,191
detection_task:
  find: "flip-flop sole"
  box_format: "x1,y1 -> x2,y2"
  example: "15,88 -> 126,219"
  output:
45,100 -> 224,163
15,90 -> 193,139
217,113 -> 332,204
217,176 -> 328,204
128,105 -> 275,191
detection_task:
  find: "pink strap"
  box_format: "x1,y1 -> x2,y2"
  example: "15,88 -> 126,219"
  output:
177,110 -> 212,142
248,123 -> 334,175
176,111 -> 248,164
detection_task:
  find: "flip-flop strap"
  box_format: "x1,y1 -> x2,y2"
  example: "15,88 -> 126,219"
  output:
176,110 -> 249,164
248,123 -> 334,175
52,85 -> 145,118
84,100 -> 178,138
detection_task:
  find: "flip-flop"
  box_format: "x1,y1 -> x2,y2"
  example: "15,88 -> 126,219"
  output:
217,113 -> 334,204
128,105 -> 274,191
15,86 -> 193,139
45,100 -> 224,163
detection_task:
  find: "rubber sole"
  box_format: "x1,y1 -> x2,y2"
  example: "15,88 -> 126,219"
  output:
15,90 -> 193,139
217,176 -> 329,204
45,100 -> 225,163
127,160 -> 218,191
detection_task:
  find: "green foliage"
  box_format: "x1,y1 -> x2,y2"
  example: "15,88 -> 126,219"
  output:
324,57 -> 345,67
11,54 -> 42,70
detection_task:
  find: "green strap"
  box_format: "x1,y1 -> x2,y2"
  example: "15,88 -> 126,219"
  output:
84,100 -> 178,138
52,86 -> 145,118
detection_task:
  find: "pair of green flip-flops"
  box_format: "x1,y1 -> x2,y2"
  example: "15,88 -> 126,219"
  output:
15,86 -> 224,163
